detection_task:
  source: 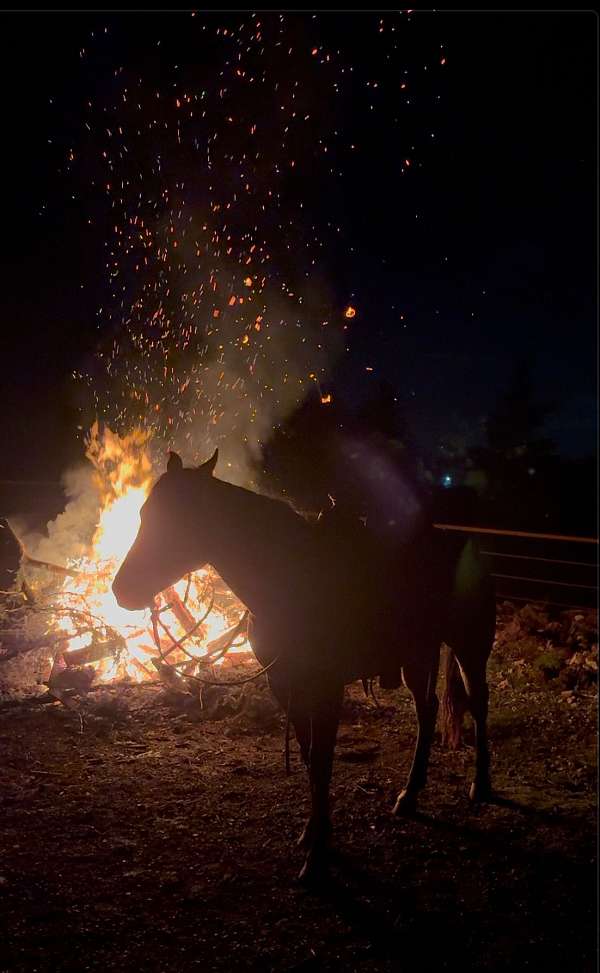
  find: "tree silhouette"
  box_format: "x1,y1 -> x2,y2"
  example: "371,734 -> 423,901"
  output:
471,357 -> 559,527
258,381 -> 430,543
485,356 -> 556,461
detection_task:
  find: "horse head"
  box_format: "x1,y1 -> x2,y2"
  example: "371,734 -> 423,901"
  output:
112,448 -> 219,611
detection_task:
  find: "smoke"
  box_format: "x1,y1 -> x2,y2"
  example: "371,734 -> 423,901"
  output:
339,435 -> 425,543
167,274 -> 342,486
18,464 -> 101,567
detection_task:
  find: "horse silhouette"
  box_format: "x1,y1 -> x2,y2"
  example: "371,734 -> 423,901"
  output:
113,450 -> 496,881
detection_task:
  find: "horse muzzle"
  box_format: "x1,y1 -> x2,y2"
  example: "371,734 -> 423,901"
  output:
112,572 -> 152,612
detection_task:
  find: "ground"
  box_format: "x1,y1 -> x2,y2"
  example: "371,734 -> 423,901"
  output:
0,630 -> 597,973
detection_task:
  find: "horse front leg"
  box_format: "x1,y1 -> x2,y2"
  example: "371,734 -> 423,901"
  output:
298,683 -> 343,882
286,691 -> 315,848
469,681 -> 491,802
393,651 -> 440,816
269,673 -> 311,770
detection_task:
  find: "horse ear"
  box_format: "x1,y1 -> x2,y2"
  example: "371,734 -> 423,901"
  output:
198,448 -> 218,476
167,451 -> 184,473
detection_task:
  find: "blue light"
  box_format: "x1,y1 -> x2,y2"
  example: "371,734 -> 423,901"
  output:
442,474 -> 453,488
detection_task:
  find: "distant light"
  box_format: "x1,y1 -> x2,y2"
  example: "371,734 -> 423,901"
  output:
442,474 -> 453,488
344,305 -> 356,319
321,393 -> 332,404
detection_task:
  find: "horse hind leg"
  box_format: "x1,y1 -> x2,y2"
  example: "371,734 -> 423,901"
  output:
268,673 -> 312,757
459,654 -> 492,802
392,648 -> 440,816
452,584 -> 496,802
446,634 -> 493,802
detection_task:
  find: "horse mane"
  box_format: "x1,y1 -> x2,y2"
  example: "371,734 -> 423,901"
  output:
214,475 -> 319,526
255,488 -> 320,523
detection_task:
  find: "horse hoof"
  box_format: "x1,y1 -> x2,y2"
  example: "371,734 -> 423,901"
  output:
298,852 -> 328,885
469,781 -> 492,803
298,819 -> 331,850
392,790 -> 418,816
297,822 -> 313,849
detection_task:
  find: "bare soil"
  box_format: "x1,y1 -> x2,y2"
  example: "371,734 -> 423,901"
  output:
0,655 -> 596,973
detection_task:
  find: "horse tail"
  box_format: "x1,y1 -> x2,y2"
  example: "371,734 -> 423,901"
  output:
440,646 -> 468,750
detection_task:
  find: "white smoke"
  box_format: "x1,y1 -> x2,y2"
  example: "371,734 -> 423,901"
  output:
18,463 -> 101,567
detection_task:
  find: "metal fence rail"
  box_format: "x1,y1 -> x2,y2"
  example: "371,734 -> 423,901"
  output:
433,523 -> 598,545
433,523 -> 598,610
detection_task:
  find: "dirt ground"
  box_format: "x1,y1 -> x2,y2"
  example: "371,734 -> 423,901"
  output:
0,646 -> 596,973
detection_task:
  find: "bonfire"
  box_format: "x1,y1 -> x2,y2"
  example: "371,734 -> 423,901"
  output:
1,425 -> 252,703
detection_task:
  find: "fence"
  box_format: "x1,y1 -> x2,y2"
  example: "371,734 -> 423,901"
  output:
433,523 -> 598,611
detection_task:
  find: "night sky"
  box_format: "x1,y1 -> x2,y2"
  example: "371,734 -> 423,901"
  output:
0,11 -> 596,482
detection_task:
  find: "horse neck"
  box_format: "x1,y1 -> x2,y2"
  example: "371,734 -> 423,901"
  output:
203,480 -> 311,615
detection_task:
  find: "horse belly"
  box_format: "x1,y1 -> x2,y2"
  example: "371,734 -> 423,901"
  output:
247,564 -> 438,687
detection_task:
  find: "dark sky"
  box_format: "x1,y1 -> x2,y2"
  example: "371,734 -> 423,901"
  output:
0,11 -> 596,480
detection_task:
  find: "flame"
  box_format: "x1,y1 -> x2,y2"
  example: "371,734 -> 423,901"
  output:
52,425 -> 251,685
344,305 -> 356,319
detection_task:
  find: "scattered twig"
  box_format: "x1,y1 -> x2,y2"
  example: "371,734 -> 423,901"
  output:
22,554 -> 85,579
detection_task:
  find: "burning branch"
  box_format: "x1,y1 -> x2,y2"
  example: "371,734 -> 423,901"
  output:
150,607 -> 250,691
22,554 -> 85,579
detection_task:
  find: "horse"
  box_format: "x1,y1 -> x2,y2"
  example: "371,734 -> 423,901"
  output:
113,450 -> 496,881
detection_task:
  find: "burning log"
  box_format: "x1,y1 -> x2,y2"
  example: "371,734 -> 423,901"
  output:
61,638 -> 122,668
164,585 -> 198,631
202,613 -> 249,662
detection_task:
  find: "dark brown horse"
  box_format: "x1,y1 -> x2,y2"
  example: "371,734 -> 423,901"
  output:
113,450 -> 496,880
